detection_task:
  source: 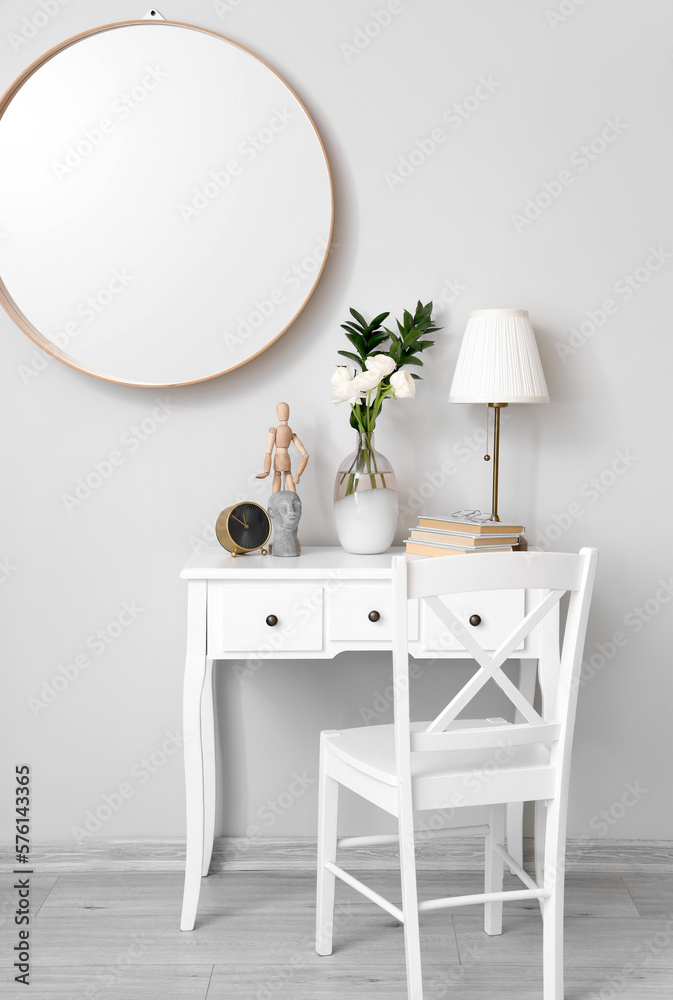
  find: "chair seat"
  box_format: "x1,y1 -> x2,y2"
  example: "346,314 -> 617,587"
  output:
323,721 -> 555,811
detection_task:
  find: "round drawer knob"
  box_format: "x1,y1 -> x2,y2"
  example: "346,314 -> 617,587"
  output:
469,614 -> 482,627
368,610 -> 381,622
266,614 -> 278,627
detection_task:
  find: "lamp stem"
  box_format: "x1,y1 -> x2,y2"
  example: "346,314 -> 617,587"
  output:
489,403 -> 507,521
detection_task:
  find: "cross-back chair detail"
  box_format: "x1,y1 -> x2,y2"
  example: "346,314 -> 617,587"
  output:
415,587 -> 565,749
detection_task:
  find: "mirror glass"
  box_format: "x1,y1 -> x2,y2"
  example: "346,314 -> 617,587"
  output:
0,21 -> 333,385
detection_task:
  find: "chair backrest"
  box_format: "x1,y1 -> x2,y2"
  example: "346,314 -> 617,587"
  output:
390,550 -> 598,763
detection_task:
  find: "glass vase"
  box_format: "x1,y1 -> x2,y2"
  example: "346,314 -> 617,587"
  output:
333,431 -> 398,554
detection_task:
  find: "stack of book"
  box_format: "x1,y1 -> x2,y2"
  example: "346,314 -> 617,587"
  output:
405,515 -> 525,558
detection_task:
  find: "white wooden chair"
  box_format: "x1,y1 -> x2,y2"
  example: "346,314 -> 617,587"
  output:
316,548 -> 598,1000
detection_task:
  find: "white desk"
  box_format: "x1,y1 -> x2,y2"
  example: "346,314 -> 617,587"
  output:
180,546 -> 556,930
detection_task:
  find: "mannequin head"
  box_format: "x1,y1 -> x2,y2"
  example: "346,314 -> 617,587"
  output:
267,489 -> 302,556
276,402 -> 289,422
269,490 -> 301,527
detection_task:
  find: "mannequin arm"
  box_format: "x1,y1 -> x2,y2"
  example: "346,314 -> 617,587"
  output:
292,434 -> 309,483
255,428 -> 276,478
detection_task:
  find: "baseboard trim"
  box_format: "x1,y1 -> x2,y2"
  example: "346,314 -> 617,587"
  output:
2,837 -> 672,874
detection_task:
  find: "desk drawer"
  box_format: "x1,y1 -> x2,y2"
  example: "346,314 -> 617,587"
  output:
207,583 -> 323,655
327,584 -> 419,642
421,590 -> 525,652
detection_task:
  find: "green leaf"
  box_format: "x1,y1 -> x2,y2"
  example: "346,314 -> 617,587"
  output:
344,332 -> 366,355
370,311 -> 390,328
341,321 -> 366,336
410,372 -> 422,380
404,357 -> 424,366
349,307 -> 368,329
337,350 -> 363,369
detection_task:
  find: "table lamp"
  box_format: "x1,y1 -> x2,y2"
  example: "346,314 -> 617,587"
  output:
448,309 -> 549,522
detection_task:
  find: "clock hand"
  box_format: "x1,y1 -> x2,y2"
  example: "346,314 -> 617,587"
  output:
231,514 -> 250,530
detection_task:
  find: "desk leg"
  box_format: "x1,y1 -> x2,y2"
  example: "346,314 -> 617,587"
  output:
506,658 -> 538,871
201,659 -> 216,877
180,580 -> 208,932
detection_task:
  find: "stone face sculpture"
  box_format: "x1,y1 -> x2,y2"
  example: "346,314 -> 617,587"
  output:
267,490 -> 302,557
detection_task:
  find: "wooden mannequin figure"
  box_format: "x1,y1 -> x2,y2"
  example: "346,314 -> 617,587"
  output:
256,402 -> 309,493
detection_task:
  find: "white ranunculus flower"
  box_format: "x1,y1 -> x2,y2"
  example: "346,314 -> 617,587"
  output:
330,365 -> 356,388
330,382 -> 365,404
390,369 -> 416,399
347,354 -> 397,395
365,354 -> 396,379
353,368 -> 383,392
330,365 -> 366,404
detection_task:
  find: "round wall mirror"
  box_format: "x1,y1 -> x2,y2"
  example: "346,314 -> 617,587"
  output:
0,18 -> 333,386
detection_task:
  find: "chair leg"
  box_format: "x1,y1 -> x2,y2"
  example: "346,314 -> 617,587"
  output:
316,741 -> 339,956
542,796 -> 565,1000
535,800 -> 547,915
484,804 -> 505,935
506,801 -> 524,871
399,812 -> 423,1000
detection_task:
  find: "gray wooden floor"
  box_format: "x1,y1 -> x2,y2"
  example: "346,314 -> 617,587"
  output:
2,869 -> 673,998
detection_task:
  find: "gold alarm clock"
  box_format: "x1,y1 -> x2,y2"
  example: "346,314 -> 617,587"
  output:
216,502 -> 271,557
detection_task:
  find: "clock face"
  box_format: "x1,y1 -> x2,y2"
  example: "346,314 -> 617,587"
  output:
227,502 -> 270,550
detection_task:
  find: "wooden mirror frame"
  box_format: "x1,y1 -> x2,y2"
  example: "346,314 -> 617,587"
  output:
0,17 -> 334,387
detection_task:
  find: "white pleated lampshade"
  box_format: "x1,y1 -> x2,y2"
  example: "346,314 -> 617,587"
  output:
449,309 -> 549,404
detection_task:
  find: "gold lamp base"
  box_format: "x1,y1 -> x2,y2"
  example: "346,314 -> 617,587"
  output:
487,403 -> 508,521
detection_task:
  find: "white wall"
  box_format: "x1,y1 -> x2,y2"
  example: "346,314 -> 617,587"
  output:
2,0 -> 671,846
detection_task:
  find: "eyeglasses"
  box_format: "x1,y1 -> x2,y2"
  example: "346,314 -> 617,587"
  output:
452,509 -> 494,523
